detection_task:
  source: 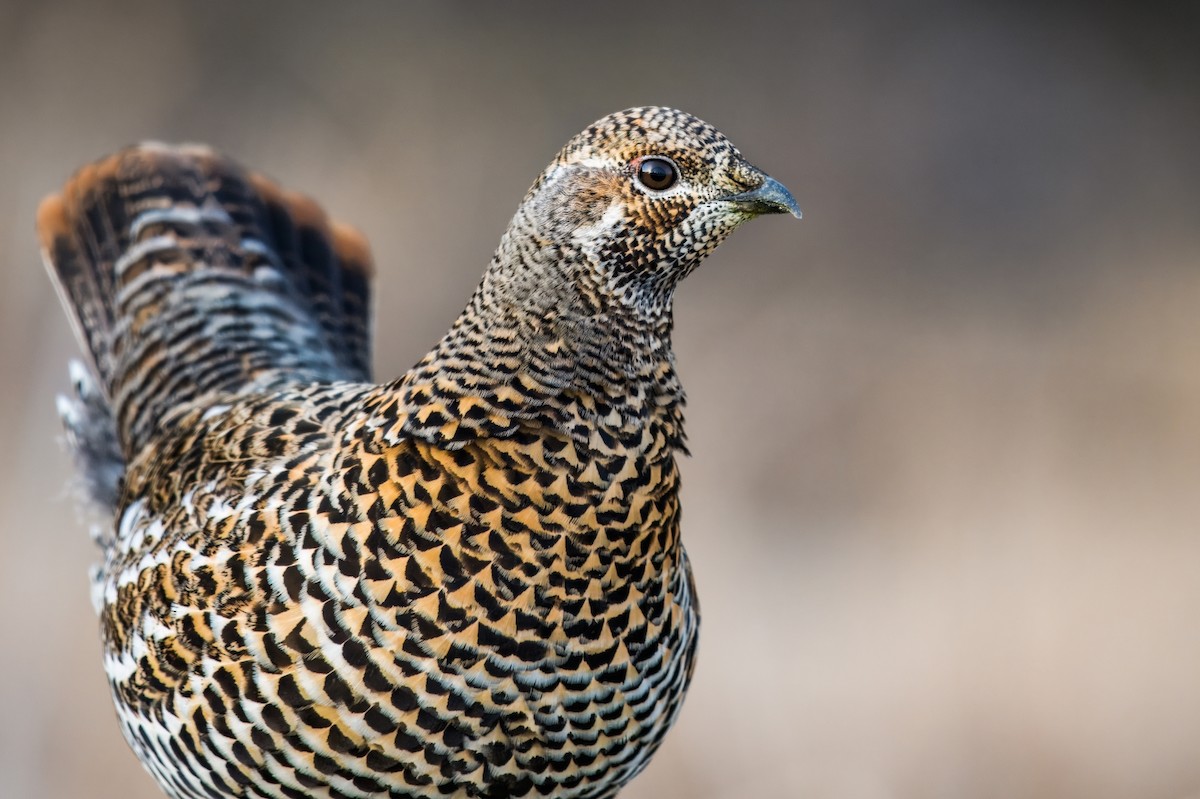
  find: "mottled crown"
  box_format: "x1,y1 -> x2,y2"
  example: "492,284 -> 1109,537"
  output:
555,106 -> 739,172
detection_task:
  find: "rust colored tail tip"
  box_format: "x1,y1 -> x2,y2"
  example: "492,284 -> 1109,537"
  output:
36,192 -> 68,253
248,170 -> 375,279
38,143 -> 207,246
331,221 -> 375,279
35,144 -> 182,254
249,172 -> 327,232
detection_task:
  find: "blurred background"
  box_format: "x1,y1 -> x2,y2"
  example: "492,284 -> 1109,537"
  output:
2,1 -> 1199,797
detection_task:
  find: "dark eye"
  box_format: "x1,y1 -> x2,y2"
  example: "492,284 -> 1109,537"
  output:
636,157 -> 678,191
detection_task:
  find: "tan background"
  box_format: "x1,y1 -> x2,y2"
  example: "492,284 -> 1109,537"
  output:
3,2 -> 1200,797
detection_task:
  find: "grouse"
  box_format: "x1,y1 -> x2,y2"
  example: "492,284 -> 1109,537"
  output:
41,107 -> 800,799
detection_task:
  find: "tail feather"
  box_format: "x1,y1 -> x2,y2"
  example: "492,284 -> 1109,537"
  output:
39,194 -> 118,387
57,359 -> 123,514
248,174 -> 375,379
329,221 -> 374,379
40,143 -> 375,467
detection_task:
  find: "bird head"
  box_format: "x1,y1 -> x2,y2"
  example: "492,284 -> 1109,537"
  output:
406,107 -> 800,443
495,106 -> 800,321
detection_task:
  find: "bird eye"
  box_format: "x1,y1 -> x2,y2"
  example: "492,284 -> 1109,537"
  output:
636,157 -> 679,192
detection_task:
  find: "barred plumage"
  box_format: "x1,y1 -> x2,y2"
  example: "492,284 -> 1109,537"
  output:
41,107 -> 799,799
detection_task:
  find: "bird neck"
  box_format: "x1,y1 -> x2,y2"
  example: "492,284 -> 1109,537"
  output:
381,225 -> 688,453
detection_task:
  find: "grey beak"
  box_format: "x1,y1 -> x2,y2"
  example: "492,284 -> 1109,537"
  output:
724,175 -> 802,219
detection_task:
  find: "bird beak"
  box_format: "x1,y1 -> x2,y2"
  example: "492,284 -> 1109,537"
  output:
723,175 -> 802,219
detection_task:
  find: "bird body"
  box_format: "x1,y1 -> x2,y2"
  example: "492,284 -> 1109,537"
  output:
42,108 -> 799,798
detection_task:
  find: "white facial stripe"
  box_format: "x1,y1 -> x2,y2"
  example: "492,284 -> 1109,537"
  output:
571,200 -> 625,248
